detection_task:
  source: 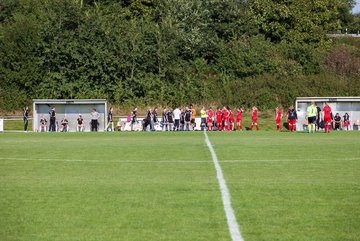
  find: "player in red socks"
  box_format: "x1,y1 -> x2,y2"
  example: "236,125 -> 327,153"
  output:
322,102 -> 332,133
215,107 -> 222,131
275,107 -> 283,131
286,105 -> 297,132
236,107 -> 243,131
249,106 -> 259,131
207,107 -> 214,131
229,108 -> 235,131
222,106 -> 230,131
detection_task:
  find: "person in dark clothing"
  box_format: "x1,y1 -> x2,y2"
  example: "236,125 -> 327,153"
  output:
90,108 -> 100,132
333,113 -> 342,130
131,107 -> 138,131
315,103 -> 322,131
152,107 -> 158,131
144,108 -> 152,131
23,106 -> 29,132
167,109 -> 174,131
49,107 -> 56,132
184,106 -> 192,131
106,107 -> 114,131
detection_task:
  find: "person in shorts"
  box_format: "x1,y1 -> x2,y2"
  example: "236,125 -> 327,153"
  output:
173,106 -> 181,131
106,107 -> 114,131
249,106 -> 259,131
207,107 -> 214,131
39,115 -> 47,132
275,107 -> 283,131
190,104 -> 196,130
306,101 -> 317,133
286,106 -> 297,132
77,114 -> 84,132
333,113 -> 342,130
236,107 -> 243,131
184,106 -> 191,131
322,102 -> 332,133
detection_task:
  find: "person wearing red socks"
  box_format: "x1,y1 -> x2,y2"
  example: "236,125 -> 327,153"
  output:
215,107 -> 223,131
286,106 -> 297,132
207,107 -> 214,131
222,106 -> 230,131
275,107 -> 283,131
236,107 -> 244,131
323,102 -> 332,133
249,106 -> 259,131
229,108 -> 235,131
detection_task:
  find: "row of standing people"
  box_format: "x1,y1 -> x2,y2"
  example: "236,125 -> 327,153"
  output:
132,105 -> 262,131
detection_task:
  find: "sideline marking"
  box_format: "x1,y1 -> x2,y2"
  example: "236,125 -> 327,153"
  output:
204,131 -> 244,241
1,157 -> 357,164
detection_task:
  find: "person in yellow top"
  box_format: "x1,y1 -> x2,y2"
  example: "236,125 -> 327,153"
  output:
306,101 -> 318,133
190,104 -> 196,131
200,106 -> 207,131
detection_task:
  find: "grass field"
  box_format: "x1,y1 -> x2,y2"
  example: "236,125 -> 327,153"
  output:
0,131 -> 359,241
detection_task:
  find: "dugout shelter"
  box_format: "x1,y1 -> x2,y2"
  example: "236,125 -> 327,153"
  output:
295,97 -> 360,131
33,99 -> 107,132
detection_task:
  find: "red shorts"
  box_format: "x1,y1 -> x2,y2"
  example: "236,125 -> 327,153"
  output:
288,119 -> 296,125
216,118 -> 222,124
236,118 -> 242,123
276,118 -> 281,124
324,116 -> 332,123
207,118 -> 213,124
252,118 -> 257,123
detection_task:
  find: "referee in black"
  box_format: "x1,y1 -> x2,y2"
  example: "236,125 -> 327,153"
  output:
23,106 -> 29,132
49,107 -> 56,132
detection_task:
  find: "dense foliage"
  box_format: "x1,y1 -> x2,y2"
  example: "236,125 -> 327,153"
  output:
0,0 -> 359,111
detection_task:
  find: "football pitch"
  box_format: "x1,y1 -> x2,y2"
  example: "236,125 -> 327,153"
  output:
0,131 -> 359,241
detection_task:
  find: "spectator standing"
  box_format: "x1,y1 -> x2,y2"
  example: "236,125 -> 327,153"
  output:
173,106 -> 181,131
49,107 -> 56,132
162,108 -> 168,131
90,108 -> 100,132
152,107 -> 158,131
23,106 -> 29,132
106,107 -> 114,131
131,107 -> 138,131
167,108 -> 174,131
316,103 -> 322,131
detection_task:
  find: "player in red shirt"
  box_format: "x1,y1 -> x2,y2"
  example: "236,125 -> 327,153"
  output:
215,107 -> 223,131
222,106 -> 230,131
275,107 -> 283,131
322,102 -> 332,133
229,108 -> 235,131
207,107 -> 214,131
249,106 -> 259,131
236,107 -> 243,131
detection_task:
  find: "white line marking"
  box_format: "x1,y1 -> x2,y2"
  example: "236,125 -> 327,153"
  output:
0,157 -> 357,164
0,157 -> 211,163
204,131 -> 244,241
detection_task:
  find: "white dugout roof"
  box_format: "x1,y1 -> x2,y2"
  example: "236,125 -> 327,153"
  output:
295,97 -> 360,130
33,99 -> 107,132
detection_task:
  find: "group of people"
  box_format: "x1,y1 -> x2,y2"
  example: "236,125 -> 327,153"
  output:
34,107 -> 101,132
23,102 -> 356,132
306,101 -> 352,133
124,105 -> 261,132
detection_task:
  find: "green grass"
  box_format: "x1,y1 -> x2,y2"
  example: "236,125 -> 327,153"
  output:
0,131 -> 359,241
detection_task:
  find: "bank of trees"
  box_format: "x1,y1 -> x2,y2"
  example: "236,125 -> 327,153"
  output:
1,0 -> 359,111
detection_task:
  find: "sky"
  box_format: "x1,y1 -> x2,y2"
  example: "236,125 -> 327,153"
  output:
353,0 -> 360,13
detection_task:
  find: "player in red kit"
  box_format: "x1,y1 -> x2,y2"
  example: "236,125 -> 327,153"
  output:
322,102 -> 332,133
215,107 -> 223,131
236,107 -> 243,131
275,107 -> 283,131
249,106 -> 259,131
222,106 -> 230,131
229,108 -> 235,131
207,107 -> 214,131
